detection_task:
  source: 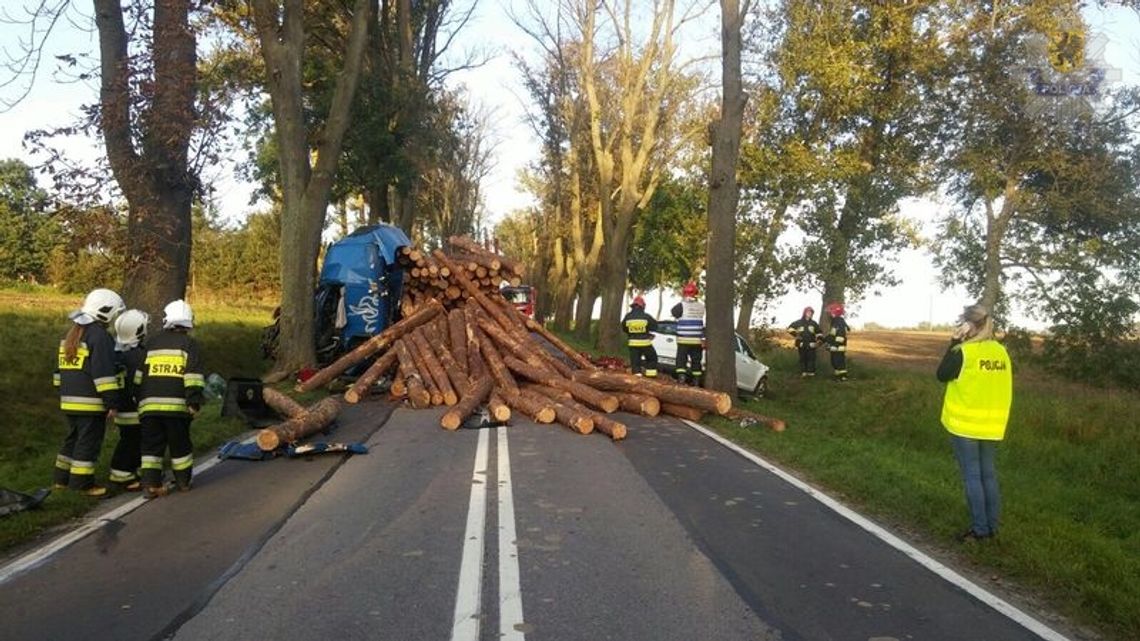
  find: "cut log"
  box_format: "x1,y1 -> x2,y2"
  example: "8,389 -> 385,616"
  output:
297,299 -> 444,392
410,328 -> 458,405
660,402 -> 705,422
434,250 -> 517,333
520,390 -> 593,434
344,349 -> 399,403
475,326 -> 518,396
447,308 -> 469,378
447,236 -> 503,270
726,407 -> 787,432
430,337 -> 471,398
503,355 -> 619,413
405,332 -> 443,405
440,375 -> 494,431
571,371 -> 732,415
614,392 -> 660,417
503,390 -> 555,424
488,391 -> 511,422
526,384 -> 625,440
525,318 -> 596,370
474,312 -> 554,375
394,343 -> 431,409
262,387 -> 306,419
257,396 -> 342,451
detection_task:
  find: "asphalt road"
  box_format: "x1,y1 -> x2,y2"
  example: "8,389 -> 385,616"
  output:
0,400 -> 1057,641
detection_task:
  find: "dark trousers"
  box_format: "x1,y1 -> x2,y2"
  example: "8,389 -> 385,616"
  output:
830,350 -> 848,379
676,343 -> 704,385
109,424 -> 142,484
628,345 -> 658,377
56,414 -> 107,489
797,346 -> 817,375
140,415 -> 194,489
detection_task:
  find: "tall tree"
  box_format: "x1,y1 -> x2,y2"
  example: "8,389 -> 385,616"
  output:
0,159 -> 55,282
93,0 -> 198,316
705,0 -> 750,393
249,0 -> 373,374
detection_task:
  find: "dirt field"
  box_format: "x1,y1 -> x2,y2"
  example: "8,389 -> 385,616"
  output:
776,329 -> 950,372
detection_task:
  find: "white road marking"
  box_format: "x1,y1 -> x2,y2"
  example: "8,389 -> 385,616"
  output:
0,453 -> 225,586
450,427 -> 490,641
497,427 -> 526,640
681,419 -> 1072,641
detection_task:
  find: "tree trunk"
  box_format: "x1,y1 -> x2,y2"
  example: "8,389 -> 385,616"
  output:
595,233 -> 631,354
736,294 -> 755,335
705,0 -> 748,394
981,184 -> 1017,311
572,275 -> 596,342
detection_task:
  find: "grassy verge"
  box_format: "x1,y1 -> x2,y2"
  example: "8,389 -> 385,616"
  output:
554,328 -> 1139,639
0,290 -> 274,553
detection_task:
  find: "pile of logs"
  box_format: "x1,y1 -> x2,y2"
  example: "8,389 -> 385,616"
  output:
290,235 -> 736,443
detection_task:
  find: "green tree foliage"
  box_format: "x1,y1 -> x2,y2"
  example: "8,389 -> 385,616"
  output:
190,206 -> 281,301
628,176 -> 706,297
0,159 -> 56,282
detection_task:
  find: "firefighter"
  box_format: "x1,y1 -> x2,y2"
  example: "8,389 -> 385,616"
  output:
787,306 -> 822,377
622,296 -> 658,377
53,288 -> 125,497
670,282 -> 706,386
137,300 -> 205,498
109,309 -> 149,492
937,303 -> 1012,541
824,302 -> 849,381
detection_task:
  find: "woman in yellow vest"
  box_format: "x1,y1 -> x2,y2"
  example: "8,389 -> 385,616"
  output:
936,304 -> 1012,542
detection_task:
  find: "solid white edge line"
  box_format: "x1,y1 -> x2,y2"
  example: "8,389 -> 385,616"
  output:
0,450 -> 226,586
450,427 -> 490,641
680,419 -> 1072,641
497,427 -> 526,641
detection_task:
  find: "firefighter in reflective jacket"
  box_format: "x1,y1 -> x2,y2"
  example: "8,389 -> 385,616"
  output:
137,300 -> 205,498
109,310 -> 149,492
53,288 -> 125,497
622,296 -> 658,377
670,282 -> 706,386
824,302 -> 849,381
787,306 -> 822,377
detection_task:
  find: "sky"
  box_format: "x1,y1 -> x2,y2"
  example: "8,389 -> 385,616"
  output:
1,2 -> 1138,330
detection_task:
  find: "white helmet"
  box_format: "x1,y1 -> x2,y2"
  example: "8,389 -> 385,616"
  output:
163,299 -> 194,329
79,288 -> 125,325
114,309 -> 150,348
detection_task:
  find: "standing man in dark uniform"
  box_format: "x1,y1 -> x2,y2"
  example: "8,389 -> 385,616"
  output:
622,296 -> 658,377
825,302 -> 849,381
788,306 -> 822,377
671,282 -> 706,386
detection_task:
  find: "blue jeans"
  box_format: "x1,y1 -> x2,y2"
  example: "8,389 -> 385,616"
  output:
951,435 -> 1001,536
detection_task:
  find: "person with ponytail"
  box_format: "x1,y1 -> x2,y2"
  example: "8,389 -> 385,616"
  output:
53,289 -> 125,497
937,303 -> 1013,542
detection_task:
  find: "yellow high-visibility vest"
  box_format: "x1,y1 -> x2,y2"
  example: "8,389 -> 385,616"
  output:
941,340 -> 1013,440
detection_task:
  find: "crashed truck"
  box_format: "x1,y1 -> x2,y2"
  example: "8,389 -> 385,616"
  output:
262,224 -> 411,365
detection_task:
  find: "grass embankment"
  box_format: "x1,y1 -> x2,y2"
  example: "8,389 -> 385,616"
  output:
0,290 -> 273,553
561,329 -> 1140,641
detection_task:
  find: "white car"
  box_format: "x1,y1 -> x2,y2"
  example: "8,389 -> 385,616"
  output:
651,321 -> 769,396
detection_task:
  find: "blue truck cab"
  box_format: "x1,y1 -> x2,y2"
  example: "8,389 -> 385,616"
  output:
314,224 -> 410,363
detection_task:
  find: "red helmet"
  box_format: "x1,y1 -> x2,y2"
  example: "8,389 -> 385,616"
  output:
827,302 -> 845,317
632,295 -> 646,308
803,306 -> 814,317
682,282 -> 699,297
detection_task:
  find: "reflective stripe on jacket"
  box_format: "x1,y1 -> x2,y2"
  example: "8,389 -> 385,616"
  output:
56,324 -> 119,415
941,340 -> 1013,440
137,330 -> 204,417
671,300 -> 705,345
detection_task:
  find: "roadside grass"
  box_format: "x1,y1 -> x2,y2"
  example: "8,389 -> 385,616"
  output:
0,290 -> 274,553
715,348 -> 1140,641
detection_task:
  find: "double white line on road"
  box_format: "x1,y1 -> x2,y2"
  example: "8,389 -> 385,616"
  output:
451,426 -> 526,641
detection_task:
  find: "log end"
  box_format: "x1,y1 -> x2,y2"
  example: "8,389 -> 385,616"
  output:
574,418 -> 595,434
610,424 -> 627,440
536,408 -> 556,424
344,389 -> 361,404
492,405 -> 512,422
441,412 -> 462,431
256,430 -> 280,452
715,393 -> 732,415
444,392 -> 459,406
600,397 -> 620,413
642,398 -> 661,417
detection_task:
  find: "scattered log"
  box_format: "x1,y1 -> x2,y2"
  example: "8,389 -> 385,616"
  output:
588,413 -> 628,441
504,390 -> 556,424
524,318 -> 596,370
297,299 -> 444,392
476,326 -> 519,396
406,333 -> 443,406
344,349 -> 399,404
441,375 -> 494,431
504,355 -> 619,413
520,390 -> 593,434
614,392 -> 660,417
527,385 -> 625,440
431,337 -> 471,398
726,407 -> 787,432
571,370 -> 732,415
660,402 -> 705,422
410,328 -> 458,406
488,391 -> 512,422
394,343 -> 431,409
262,387 -> 306,419
257,396 -> 342,451
447,309 -> 469,377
